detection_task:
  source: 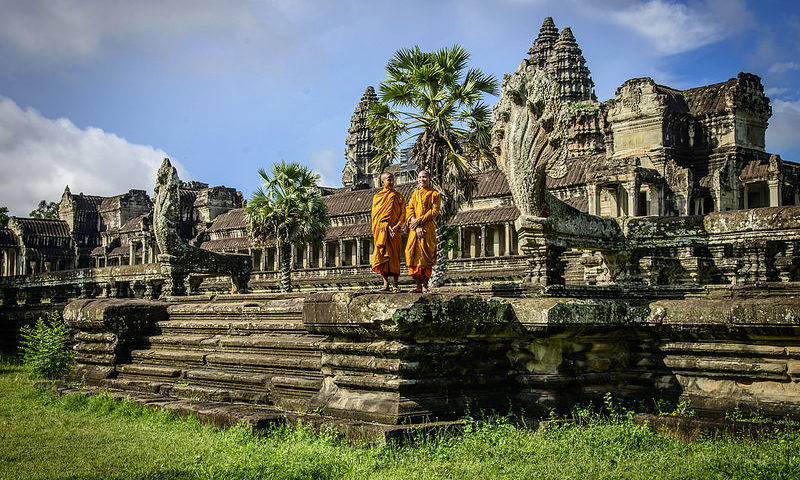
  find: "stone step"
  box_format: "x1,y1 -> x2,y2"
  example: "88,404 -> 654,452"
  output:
156,319 -> 306,335
117,364 -> 182,378
141,333 -> 324,354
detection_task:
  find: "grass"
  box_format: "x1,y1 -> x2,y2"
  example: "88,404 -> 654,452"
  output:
1,356 -> 799,480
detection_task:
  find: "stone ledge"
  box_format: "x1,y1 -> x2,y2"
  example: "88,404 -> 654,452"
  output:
51,384 -> 462,444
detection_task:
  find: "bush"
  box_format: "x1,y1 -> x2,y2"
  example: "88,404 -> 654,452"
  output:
19,311 -> 74,379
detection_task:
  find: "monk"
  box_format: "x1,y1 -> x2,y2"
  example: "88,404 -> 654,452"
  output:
405,169 -> 441,293
371,172 -> 406,292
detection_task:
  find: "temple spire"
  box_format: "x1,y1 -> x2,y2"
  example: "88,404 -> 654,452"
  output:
528,16 -> 559,70
548,26 -> 595,103
342,86 -> 378,188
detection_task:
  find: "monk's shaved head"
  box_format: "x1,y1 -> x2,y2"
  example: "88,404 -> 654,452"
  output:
381,172 -> 394,182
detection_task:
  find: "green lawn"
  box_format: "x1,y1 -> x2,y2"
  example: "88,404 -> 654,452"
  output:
0,358 -> 798,480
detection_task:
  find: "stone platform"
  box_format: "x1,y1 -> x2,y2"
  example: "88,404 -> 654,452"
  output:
60,287 -> 800,432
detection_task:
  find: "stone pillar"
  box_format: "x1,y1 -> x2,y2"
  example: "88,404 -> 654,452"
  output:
141,239 -> 149,264
306,242 -> 313,268
129,242 -> 136,265
504,223 -> 512,256
586,184 -> 600,216
291,243 -> 297,270
627,178 -> 641,216
457,227 -> 464,259
356,238 -> 363,266
323,242 -> 330,268
480,226 -> 487,257
768,179 -> 782,207
338,239 -> 344,267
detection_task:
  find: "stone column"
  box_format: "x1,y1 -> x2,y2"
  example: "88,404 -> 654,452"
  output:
586,184 -> 600,216
480,226 -> 487,257
129,242 -> 136,265
291,243 -> 297,270
338,239 -> 344,267
141,238 -> 149,264
306,242 -> 312,268
627,178 -> 641,217
457,227 -> 464,259
356,238 -> 363,266
505,223 -> 512,256
768,179 -> 782,207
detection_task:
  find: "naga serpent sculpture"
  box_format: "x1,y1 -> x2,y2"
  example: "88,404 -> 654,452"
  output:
153,158 -> 251,296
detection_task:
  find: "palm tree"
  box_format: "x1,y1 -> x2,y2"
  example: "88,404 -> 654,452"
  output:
246,161 -> 329,292
369,45 -> 498,286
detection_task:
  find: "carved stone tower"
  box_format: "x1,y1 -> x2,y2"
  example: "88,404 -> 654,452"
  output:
528,17 -> 559,70
548,27 -> 595,103
342,86 -> 378,188
527,19 -> 595,104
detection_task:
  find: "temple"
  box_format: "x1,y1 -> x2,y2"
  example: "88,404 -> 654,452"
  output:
3,18 -> 800,437
2,18 -> 797,290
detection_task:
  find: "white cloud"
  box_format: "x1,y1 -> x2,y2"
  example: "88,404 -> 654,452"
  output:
607,0 -> 751,55
308,149 -> 342,188
765,87 -> 789,97
0,95 -> 186,216
0,0 -> 301,72
766,99 -> 800,157
768,62 -> 800,75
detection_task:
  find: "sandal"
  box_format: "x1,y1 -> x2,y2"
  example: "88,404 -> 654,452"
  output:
408,288 -> 423,293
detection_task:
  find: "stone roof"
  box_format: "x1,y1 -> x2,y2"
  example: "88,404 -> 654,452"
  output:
450,206 -> 519,227
179,189 -> 199,208
546,154 -> 605,189
71,194 -> 105,211
739,159 -> 770,182
99,194 -> 123,212
26,246 -> 75,259
119,214 -> 150,233
325,224 -> 371,240
654,84 -> 690,114
0,229 -> 16,247
91,246 -> 105,256
12,218 -> 71,238
684,78 -> 738,117
208,209 -> 248,232
200,236 -> 253,252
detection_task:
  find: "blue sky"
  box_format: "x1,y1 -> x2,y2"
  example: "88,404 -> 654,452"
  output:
1,0 -> 799,216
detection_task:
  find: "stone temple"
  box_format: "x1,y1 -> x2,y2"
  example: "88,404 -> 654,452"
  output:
2,18 -> 800,438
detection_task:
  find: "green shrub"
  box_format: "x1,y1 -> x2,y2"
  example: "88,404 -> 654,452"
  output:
19,311 -> 74,379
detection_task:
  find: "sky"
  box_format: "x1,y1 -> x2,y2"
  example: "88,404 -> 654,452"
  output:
1,0 -> 799,216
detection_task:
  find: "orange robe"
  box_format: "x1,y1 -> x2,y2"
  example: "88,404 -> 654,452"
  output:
371,187 -> 406,276
404,187 -> 441,279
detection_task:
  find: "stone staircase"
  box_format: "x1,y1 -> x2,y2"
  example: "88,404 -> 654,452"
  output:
106,295 -> 325,412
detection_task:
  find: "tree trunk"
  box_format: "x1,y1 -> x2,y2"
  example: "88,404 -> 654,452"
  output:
430,222 -> 449,287
279,241 -> 292,292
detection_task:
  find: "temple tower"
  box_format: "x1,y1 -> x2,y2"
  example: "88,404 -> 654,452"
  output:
342,86 -> 378,188
548,27 -> 595,103
528,17 -> 559,70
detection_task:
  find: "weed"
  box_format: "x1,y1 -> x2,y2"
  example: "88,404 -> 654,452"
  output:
18,311 -> 74,379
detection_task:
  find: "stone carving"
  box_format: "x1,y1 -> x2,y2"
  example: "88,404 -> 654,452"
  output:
492,63 -> 569,218
153,158 -> 251,296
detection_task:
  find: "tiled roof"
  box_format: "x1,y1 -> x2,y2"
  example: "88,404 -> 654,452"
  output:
179,189 -> 198,208
72,194 -> 105,211
739,159 -> 769,182
325,223 -> 371,240
547,154 -> 606,188
0,229 -> 16,247
208,208 -> 248,232
562,195 -> 588,212
108,246 -> 129,257
119,214 -> 150,233
655,84 -> 690,114
99,194 -> 123,212
90,246 -> 105,256
684,78 -> 737,117
200,236 -> 253,251
26,246 -> 74,258
450,205 -> 519,226
12,218 -> 71,238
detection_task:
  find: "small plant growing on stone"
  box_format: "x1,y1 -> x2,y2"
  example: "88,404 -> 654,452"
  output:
18,311 -> 74,379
